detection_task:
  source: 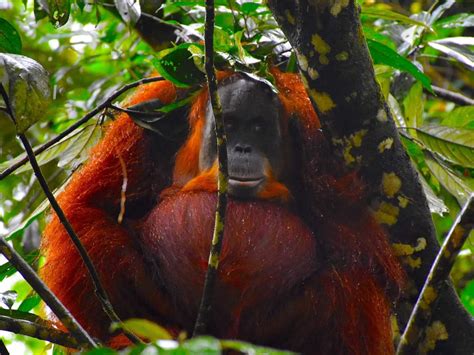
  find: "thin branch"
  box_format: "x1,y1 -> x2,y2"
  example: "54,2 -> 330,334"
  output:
396,195 -> 474,355
430,86 -> 474,106
0,85 -> 141,345
0,77 -> 164,181
0,315 -> 81,349
0,338 -> 9,355
0,237 -> 96,349
193,0 -> 229,336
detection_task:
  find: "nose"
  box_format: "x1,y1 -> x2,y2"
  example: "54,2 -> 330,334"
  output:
234,144 -> 252,154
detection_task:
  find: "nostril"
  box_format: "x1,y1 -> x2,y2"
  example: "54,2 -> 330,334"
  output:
234,145 -> 252,154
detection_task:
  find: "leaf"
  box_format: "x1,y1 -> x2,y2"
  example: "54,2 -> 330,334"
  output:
114,0 -> 141,26
420,176 -> 448,215
428,37 -> 474,69
47,0 -> 71,27
367,39 -> 432,91
0,124 -> 97,174
403,82 -> 424,129
120,318 -> 172,341
439,106 -> 474,129
0,291 -> 17,309
435,13 -> 474,29
18,294 -> 41,312
153,44 -> 205,88
425,154 -> 474,206
0,53 -> 51,133
362,7 -> 431,29
0,18 -> 22,54
34,0 -> 49,21
428,0 -> 456,25
182,336 -> 221,353
460,279 -> 474,315
241,2 -> 261,15
417,125 -> 474,168
221,339 -> 296,354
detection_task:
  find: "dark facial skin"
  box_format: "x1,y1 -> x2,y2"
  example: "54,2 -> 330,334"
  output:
199,76 -> 284,198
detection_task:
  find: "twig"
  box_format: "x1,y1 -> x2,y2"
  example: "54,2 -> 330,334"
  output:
0,315 -> 81,349
0,77 -> 164,181
0,237 -> 96,349
193,0 -> 229,336
430,86 -> 474,106
396,195 -> 474,355
0,85 -> 141,345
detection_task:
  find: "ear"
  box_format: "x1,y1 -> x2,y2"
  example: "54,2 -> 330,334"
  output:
126,98 -> 190,142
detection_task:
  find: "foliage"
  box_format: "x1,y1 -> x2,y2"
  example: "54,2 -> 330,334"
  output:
0,0 -> 473,353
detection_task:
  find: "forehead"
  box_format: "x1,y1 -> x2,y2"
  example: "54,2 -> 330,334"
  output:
217,78 -> 280,118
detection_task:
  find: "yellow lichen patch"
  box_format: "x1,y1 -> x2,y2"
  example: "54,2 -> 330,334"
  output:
420,286 -> 438,310
285,10 -> 296,25
351,129 -> 368,148
311,34 -> 331,55
309,89 -> 336,113
382,172 -> 402,198
451,225 -> 466,249
392,237 -> 427,257
398,195 -> 409,208
308,67 -> 320,80
297,52 -> 309,72
391,315 -> 400,342
419,321 -> 448,354
378,137 -> 394,153
404,256 -> 422,269
343,146 -> 356,165
319,55 -> 329,65
376,108 -> 388,122
335,51 -> 349,61
330,0 -> 350,16
392,242 -> 415,257
373,201 -> 399,226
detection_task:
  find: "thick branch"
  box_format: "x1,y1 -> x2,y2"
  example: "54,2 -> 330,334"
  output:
193,0 -> 229,336
267,0 -> 473,352
397,196 -> 474,354
430,86 -> 474,106
0,315 -> 81,349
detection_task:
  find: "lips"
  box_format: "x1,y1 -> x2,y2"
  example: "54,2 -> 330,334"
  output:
228,176 -> 265,188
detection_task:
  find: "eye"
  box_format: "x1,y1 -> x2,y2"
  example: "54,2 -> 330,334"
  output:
225,122 -> 234,130
254,124 -> 263,133
252,117 -> 265,133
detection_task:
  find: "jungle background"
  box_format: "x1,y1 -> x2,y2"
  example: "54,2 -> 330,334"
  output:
0,0 -> 473,354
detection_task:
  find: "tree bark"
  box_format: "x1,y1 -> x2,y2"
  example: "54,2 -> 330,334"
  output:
267,0 -> 473,353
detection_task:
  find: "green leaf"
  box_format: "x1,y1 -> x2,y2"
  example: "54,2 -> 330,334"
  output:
417,125 -> 474,168
0,124 -> 98,174
361,7 -> 431,29
33,0 -> 49,21
221,339 -> 296,354
241,2 -> 261,15
425,154 -> 474,206
0,53 -> 51,133
439,106 -> 474,129
18,294 -> 41,312
435,13 -> 474,29
420,177 -> 448,215
367,39 -> 432,91
153,44 -> 205,88
461,279 -> 474,315
120,318 -> 172,341
403,82 -> 424,129
428,37 -> 474,69
182,336 -> 221,353
0,18 -> 22,54
47,0 -> 71,27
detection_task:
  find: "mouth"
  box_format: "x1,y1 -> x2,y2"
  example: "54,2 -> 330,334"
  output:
228,176 -> 265,189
